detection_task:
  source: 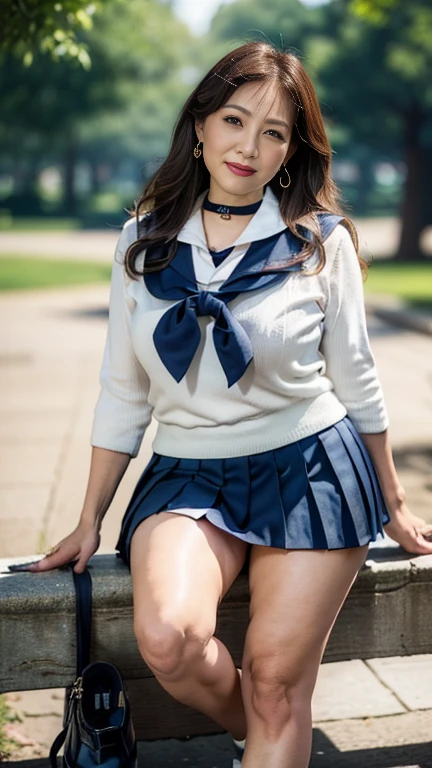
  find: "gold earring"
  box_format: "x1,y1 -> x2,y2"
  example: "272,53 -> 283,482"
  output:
279,164 -> 291,188
193,141 -> 202,159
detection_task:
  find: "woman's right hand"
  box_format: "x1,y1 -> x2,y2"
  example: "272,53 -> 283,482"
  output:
25,520 -> 101,574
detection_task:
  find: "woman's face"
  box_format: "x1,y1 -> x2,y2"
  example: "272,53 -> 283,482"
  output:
195,80 -> 296,201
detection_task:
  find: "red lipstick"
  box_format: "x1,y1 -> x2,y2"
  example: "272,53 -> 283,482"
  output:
226,162 -> 256,177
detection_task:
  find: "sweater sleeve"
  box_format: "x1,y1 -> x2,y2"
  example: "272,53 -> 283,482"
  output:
90,221 -> 153,457
320,224 -> 389,433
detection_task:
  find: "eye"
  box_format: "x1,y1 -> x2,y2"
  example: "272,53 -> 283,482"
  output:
266,129 -> 285,140
222,116 -> 285,141
223,115 -> 242,126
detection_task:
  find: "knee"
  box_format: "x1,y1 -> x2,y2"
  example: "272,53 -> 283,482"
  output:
134,612 -> 215,678
245,656 -> 312,736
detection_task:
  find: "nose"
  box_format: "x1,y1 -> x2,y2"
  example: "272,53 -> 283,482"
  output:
236,127 -> 259,159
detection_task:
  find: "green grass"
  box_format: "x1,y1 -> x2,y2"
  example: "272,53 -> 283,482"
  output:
0,216 -> 80,231
0,256 -> 111,291
0,255 -> 431,309
364,261 -> 432,310
0,694 -> 21,760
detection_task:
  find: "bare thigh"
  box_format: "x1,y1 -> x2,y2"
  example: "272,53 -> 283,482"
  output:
242,545 -> 368,704
130,512 -> 248,669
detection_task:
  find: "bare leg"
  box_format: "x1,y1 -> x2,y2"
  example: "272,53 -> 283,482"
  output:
240,545 -> 369,768
130,511 -> 249,739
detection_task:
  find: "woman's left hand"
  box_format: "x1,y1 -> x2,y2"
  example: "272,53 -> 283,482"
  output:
384,502 -> 432,555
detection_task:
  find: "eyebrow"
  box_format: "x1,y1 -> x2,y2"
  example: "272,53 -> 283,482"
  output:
222,103 -> 291,131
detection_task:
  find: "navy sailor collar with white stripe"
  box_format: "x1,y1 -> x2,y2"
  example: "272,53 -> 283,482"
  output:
142,186 -> 344,387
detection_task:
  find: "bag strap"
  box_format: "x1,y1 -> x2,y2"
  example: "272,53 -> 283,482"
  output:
49,566 -> 92,768
72,567 -> 92,677
49,727 -> 68,768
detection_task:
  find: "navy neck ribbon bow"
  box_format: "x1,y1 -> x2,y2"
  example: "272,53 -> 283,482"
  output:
144,214 -> 343,388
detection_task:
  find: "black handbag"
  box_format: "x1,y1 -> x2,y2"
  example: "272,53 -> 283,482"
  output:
49,565 -> 137,768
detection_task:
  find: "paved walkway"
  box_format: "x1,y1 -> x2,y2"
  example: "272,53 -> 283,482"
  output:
1,282 -> 432,767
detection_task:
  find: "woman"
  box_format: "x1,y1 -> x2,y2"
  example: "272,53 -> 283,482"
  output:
23,42 -> 432,768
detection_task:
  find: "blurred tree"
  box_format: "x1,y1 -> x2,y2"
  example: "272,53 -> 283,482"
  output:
0,1 -> 98,67
210,0 -> 320,55
318,0 -> 432,259
350,0 -> 399,24
0,0 -> 193,215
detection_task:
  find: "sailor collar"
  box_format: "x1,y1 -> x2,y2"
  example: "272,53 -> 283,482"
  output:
141,192 -> 344,388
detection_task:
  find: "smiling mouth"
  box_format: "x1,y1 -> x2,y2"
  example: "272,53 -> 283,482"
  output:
225,162 -> 256,176
227,162 -> 256,171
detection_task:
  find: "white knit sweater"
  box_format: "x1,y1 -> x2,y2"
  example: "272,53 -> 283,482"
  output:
90,186 -> 389,459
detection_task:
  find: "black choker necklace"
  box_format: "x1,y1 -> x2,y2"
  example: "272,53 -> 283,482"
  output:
202,194 -> 263,220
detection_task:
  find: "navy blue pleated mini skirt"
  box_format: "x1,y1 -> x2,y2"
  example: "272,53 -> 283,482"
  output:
115,416 -> 390,569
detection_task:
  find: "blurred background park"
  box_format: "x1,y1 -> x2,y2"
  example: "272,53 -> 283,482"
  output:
1,1 -> 432,763
0,0 -> 432,294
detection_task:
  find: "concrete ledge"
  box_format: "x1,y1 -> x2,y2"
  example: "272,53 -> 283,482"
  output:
2,551 -> 432,739
372,307 -> 432,335
365,294 -> 432,336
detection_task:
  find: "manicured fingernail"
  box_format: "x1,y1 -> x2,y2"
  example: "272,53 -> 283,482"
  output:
8,562 -> 38,572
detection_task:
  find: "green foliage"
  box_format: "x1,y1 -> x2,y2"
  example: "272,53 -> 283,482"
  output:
1,0 -> 192,134
0,1 -> 98,66
0,0 -> 195,211
209,0 -> 323,68
350,0 -> 396,25
317,0 -> 432,136
74,0 -> 196,168
0,257 -> 111,290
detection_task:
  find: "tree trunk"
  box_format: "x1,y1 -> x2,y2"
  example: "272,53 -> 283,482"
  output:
10,162 -> 43,216
395,107 -> 426,261
419,147 -> 432,230
90,161 -> 101,195
62,132 -> 78,216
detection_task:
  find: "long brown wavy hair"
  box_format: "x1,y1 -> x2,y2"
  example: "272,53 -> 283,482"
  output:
124,41 -> 364,279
